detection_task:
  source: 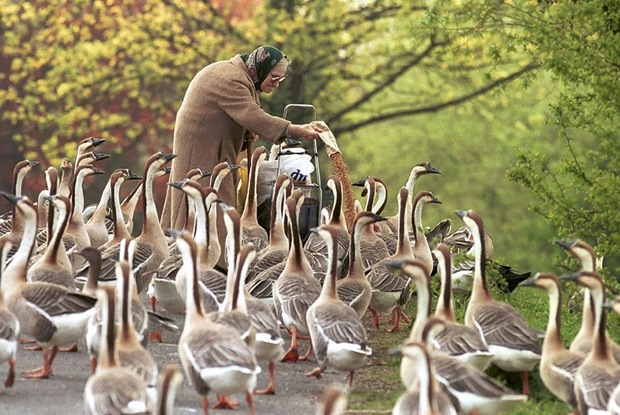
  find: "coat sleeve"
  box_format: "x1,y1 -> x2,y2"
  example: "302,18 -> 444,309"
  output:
212,75 -> 291,144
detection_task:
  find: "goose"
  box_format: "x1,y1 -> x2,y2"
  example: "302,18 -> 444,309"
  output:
304,176 -> 350,277
432,243 -> 493,370
336,211 -> 387,319
84,284 -> 153,415
65,164 -> 105,271
0,159 -> 40,249
181,167 -> 213,232
409,191 -> 441,276
456,209 -> 542,395
57,158 -> 74,199
305,224 -> 372,387
27,194 -> 75,289
150,179 -> 212,314
110,165 -> 170,237
156,364 -> 184,415
75,136 -> 106,166
1,192 -> 97,379
115,259 -> 158,403
517,272 -> 584,411
36,166 -> 59,231
0,240 -> 19,393
133,152 -> 176,293
245,174 -> 291,283
351,176 -> 391,270
207,205 -> 255,348
391,339 -> 457,415
556,238 -> 620,362
239,146 -> 269,252
72,246 -> 102,296
90,152 -> 175,293
419,317 -> 527,415
366,187 -> 413,332
606,296 -> 620,414
273,189 -> 322,362
560,270 -> 620,415
84,168 -> 141,249
385,162 -> 441,233
316,384 -> 349,415
245,268 -> 284,395
175,230 -> 260,415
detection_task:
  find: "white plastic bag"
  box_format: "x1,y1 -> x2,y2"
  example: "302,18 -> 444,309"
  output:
257,147 -> 315,205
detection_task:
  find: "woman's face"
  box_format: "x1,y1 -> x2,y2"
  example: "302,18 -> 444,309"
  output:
260,65 -> 287,94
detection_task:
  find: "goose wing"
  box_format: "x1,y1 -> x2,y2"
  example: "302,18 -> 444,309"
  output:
0,310 -> 19,341
367,262 -> 411,292
85,370 -> 151,415
20,284 -> 97,316
473,302 -> 541,353
434,322 -> 489,356
247,262 -> 285,299
183,326 -> 257,372
577,366 -> 620,411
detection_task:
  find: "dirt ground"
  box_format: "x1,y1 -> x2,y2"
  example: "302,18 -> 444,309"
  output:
0,291 -> 388,415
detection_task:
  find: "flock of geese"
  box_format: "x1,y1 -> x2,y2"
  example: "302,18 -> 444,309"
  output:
0,136 -> 619,415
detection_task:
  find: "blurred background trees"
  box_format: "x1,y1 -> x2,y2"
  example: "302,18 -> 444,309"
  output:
1,0 -> 617,276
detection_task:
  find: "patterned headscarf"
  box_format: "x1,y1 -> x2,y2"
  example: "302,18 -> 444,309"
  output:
241,45 -> 287,92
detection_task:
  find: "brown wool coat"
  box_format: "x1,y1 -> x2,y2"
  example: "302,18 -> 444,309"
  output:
160,55 -> 291,266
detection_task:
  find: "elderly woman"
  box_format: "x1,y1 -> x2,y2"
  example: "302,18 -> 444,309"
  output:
160,45 -> 321,268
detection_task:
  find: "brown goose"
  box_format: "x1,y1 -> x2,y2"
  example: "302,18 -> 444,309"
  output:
336,211 -> 387,319
75,136 -> 106,166
239,146 -> 269,252
150,179 -> 211,314
181,168 -> 212,232
245,174 -> 291,283
366,187 -> 413,332
0,239 -> 19,393
556,238 -> 620,362
560,270 -> 620,414
27,194 -> 75,289
316,384 -> 349,415
304,176 -> 350,276
385,162 -> 441,233
606,296 -> 620,414
410,191 -> 441,275
456,209 -> 541,395
273,189 -> 322,362
156,364 -> 184,415
351,176 -> 391,270
391,339 -> 456,415
0,159 -> 40,240
1,192 -> 97,379
518,272 -> 584,411
305,225 -> 372,387
175,230 -> 260,414
85,169 -> 141,249
83,285 -> 153,414
65,164 -> 105,271
115,259 -> 158,403
36,166 -> 59,231
57,158 -> 74,199
432,244 -> 493,370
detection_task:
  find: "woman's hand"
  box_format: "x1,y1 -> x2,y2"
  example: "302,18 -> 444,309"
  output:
288,123 -> 323,140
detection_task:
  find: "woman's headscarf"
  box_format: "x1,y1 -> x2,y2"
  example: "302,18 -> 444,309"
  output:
241,45 -> 287,92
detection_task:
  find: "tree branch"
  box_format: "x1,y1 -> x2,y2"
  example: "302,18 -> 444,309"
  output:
330,60 -> 540,136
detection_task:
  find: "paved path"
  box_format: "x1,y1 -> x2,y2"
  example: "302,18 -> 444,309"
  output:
0,293 -> 351,415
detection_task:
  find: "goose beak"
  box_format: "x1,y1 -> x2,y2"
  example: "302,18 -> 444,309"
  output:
555,239 -> 578,250
127,170 -> 142,180
425,163 -> 442,174
518,273 -> 539,288
163,153 -> 177,162
454,210 -> 467,219
168,180 -> 187,190
28,160 -> 41,169
558,271 -> 581,282
0,191 -> 21,204
89,137 -> 106,147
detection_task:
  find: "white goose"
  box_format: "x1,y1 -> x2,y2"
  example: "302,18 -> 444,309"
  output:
456,209 -> 541,395
84,284 -> 153,414
392,338 -> 457,415
517,272 -> 584,411
366,187 -> 413,332
2,192 -> 97,379
239,146 -> 269,252
176,230 -> 260,414
556,238 -> 620,362
0,239 -> 19,393
273,189 -> 322,363
336,211 -> 387,319
432,243 -> 493,370
305,224 -> 372,387
560,270 -> 620,415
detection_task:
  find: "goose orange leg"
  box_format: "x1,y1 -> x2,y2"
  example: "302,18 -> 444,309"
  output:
520,371 -> 531,396
368,306 -> 381,330
299,342 -> 313,361
280,326 -> 300,362
246,391 -> 256,415
214,395 -> 238,409
201,397 -> 209,415
305,365 -> 325,379
4,357 -> 15,388
23,345 -> 58,379
255,361 -> 276,395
